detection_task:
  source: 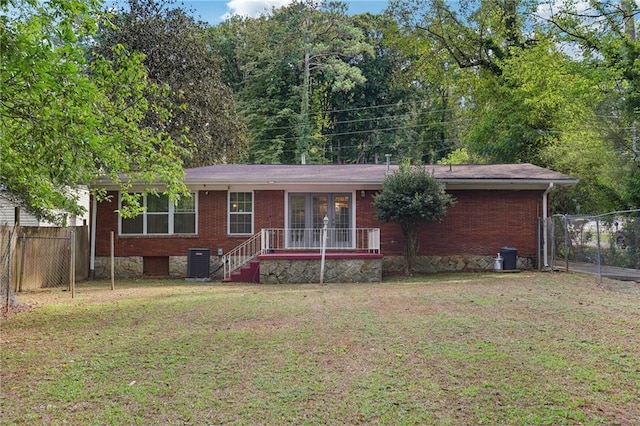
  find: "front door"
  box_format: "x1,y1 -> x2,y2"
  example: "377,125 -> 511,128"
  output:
329,195 -> 351,248
288,193 -> 352,248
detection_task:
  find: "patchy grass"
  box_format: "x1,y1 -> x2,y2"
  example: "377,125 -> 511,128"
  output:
1,272 -> 639,425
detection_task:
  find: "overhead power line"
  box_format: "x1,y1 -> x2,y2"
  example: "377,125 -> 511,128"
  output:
249,119 -> 471,145
246,103 -> 460,133
259,138 -> 464,157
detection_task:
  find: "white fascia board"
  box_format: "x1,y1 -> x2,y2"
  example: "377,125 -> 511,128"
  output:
187,181 -> 383,192
96,178 -> 578,192
443,179 -> 579,191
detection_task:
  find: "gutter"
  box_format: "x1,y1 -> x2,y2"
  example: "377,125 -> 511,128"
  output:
184,178 -> 579,187
92,175 -> 579,191
542,182 -> 554,268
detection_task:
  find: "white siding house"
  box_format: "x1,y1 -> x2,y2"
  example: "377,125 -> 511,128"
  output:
0,188 -> 90,227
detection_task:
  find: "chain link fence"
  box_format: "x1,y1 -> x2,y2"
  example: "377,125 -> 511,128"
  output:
550,209 -> 640,283
1,227 -> 18,309
1,226 -> 88,309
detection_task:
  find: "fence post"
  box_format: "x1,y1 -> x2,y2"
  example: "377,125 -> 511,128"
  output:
595,218 -> 602,284
70,230 -> 76,299
562,214 -> 569,272
4,229 -> 13,311
550,217 -> 555,271
19,233 -> 26,292
537,217 -> 542,270
110,231 -> 115,290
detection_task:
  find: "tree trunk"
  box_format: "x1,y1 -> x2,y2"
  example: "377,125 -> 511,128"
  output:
403,223 -> 419,275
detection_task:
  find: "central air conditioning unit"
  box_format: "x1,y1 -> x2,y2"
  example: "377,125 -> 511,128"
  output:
187,248 -> 210,279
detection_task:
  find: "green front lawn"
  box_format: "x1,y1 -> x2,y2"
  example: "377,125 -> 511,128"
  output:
2,273 -> 639,425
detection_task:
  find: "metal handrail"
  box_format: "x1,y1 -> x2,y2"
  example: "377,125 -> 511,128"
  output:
223,228 -> 381,279
222,231 -> 263,279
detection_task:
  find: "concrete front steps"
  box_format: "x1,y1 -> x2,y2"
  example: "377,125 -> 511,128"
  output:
223,259 -> 260,283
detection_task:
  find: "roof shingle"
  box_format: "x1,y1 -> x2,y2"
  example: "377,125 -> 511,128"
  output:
184,163 -> 576,185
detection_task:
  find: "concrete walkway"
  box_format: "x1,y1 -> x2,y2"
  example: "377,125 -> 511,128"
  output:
555,261 -> 640,283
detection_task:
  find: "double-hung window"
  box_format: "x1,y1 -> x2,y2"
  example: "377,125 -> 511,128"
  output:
120,193 -> 196,235
173,196 -> 196,234
228,192 -> 253,235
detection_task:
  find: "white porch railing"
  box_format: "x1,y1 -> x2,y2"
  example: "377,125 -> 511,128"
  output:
261,228 -> 380,252
223,228 -> 380,279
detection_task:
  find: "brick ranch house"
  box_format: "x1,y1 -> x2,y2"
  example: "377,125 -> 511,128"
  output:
89,163 -> 577,283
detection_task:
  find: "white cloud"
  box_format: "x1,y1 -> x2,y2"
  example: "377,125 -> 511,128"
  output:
535,0 -> 591,21
226,0 -> 295,18
536,0 -> 639,21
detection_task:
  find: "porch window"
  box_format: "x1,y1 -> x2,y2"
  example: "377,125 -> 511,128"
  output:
120,193 -> 197,235
229,192 -> 253,235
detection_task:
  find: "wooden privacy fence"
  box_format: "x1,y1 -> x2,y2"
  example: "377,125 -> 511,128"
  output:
0,225 -> 89,292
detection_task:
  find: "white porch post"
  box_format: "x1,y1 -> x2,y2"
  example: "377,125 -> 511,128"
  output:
320,215 -> 329,284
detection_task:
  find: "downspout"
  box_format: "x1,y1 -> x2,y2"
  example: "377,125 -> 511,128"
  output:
90,195 -> 97,279
542,182 -> 554,268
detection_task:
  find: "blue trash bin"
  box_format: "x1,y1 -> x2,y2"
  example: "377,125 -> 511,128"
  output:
500,247 -> 517,270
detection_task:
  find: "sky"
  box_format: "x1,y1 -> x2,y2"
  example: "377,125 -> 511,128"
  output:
172,0 -> 389,24
105,1 -> 640,26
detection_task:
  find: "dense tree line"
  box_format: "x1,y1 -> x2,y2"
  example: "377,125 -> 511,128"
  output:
2,0 -> 638,221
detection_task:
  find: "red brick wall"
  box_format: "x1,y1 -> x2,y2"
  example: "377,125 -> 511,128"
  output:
254,189 -> 285,231
95,190 -> 285,257
96,189 -> 541,258
356,190 -> 542,257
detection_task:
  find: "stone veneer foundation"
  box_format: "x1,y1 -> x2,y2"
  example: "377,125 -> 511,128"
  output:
259,253 -> 383,284
94,256 -> 222,279
94,254 -> 534,280
383,255 -> 534,274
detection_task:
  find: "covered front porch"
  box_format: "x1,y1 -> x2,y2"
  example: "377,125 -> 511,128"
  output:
222,227 -> 381,283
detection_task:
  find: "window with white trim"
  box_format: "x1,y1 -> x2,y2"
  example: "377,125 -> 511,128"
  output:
228,191 -> 253,235
287,193 -> 352,248
120,193 -> 196,235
